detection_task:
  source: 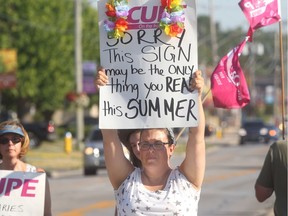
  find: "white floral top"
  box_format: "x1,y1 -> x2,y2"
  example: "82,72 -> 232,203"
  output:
115,167 -> 201,216
26,164 -> 37,172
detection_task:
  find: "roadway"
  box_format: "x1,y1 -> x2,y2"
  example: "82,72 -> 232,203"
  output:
49,132 -> 275,216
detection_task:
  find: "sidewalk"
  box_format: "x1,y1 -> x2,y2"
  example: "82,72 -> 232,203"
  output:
205,126 -> 239,146
48,168 -> 82,178
176,126 -> 239,148
46,128 -> 239,178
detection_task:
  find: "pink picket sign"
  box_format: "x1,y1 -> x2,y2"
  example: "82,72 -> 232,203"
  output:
239,0 -> 281,31
210,37 -> 250,109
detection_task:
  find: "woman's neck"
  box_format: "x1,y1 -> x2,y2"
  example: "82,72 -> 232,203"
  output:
0,158 -> 25,171
141,167 -> 172,190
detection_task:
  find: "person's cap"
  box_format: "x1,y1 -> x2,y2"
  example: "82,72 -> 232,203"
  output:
0,125 -> 25,137
118,129 -> 139,148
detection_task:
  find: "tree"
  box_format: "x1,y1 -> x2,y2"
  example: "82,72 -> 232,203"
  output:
0,0 -> 99,121
0,1 -> 280,122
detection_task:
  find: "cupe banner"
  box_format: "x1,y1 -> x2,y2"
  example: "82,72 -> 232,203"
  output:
98,0 -> 198,129
0,171 -> 46,216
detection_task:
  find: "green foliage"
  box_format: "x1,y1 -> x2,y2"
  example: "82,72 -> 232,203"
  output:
251,30 -> 276,76
198,15 -> 213,65
0,56 -> 5,73
82,3 -> 100,64
0,0 -> 99,120
82,2 -> 100,108
0,2 -> 281,121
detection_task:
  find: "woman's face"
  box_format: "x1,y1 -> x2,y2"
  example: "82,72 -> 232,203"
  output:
129,131 -> 141,159
138,129 -> 175,166
0,133 -> 22,160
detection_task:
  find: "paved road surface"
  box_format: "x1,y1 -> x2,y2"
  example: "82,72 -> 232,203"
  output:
50,130 -> 275,216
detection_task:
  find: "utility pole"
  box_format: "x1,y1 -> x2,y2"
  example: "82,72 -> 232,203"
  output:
209,0 -> 219,65
75,0 -> 84,150
273,31 -> 280,122
209,0 -> 225,135
248,43 -> 256,105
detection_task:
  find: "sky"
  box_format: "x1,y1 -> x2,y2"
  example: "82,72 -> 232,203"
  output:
92,0 -> 287,32
196,0 -> 288,32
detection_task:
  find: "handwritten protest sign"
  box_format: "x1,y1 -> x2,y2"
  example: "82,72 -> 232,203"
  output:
98,0 -> 198,129
0,170 -> 46,216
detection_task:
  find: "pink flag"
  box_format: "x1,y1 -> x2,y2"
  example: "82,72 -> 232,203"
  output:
239,0 -> 281,39
211,37 -> 250,109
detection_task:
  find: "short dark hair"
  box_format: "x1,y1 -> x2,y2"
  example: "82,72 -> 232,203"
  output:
140,128 -> 176,145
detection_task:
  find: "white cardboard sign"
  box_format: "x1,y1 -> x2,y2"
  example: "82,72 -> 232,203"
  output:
98,0 -> 198,129
0,170 -> 46,216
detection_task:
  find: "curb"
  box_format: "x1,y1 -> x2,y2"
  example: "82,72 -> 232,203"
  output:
47,129 -> 239,179
47,169 -> 83,178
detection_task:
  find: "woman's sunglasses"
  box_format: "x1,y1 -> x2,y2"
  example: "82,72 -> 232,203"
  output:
0,136 -> 23,145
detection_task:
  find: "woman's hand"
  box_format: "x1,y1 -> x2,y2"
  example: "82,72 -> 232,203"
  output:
190,70 -> 204,95
94,67 -> 109,90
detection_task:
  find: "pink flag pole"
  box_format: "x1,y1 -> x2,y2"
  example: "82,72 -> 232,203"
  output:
278,20 -> 286,140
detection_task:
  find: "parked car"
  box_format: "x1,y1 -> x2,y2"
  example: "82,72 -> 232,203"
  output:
83,125 -> 105,175
0,110 -> 57,148
238,119 -> 279,145
83,125 -> 130,176
22,121 -> 57,148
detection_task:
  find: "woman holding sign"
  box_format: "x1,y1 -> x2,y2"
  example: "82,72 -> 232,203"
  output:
0,120 -> 52,216
95,69 -> 205,215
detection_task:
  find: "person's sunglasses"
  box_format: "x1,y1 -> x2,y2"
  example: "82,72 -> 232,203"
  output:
0,137 -> 23,145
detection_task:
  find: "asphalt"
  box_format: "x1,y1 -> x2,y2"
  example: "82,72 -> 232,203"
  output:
48,127 -> 275,216
49,127 -> 239,178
